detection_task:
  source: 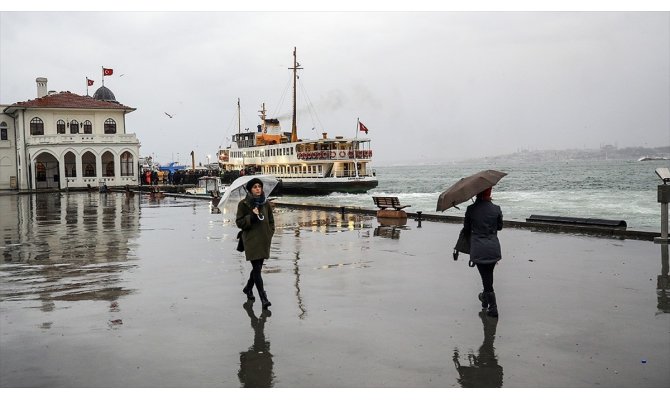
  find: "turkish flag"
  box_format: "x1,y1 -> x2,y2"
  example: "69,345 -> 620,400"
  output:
359,121 -> 369,133
103,68 -> 113,76
87,79 -> 94,86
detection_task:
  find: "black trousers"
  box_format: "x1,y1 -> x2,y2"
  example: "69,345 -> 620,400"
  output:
476,263 -> 496,293
246,259 -> 265,294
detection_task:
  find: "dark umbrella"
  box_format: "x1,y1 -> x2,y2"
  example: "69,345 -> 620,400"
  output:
436,170 -> 507,212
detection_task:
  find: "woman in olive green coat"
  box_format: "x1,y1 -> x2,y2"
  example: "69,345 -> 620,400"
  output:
236,178 -> 275,309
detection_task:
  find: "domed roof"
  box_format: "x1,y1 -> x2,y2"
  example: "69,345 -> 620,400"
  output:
93,85 -> 117,102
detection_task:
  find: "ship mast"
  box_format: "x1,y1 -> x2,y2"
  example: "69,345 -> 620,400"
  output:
258,103 -> 267,133
289,47 -> 303,143
237,98 -> 241,134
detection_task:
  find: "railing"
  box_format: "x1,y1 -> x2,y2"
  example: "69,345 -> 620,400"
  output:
272,171 -> 375,179
65,176 -> 137,187
26,133 -> 139,146
296,150 -> 372,161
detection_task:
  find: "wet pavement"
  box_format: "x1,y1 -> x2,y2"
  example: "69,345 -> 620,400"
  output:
0,192 -> 668,387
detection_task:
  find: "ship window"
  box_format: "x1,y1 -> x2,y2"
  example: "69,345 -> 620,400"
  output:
30,117 -> 44,135
57,120 -> 66,134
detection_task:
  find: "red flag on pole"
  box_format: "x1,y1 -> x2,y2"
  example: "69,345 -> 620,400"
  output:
359,121 -> 369,134
87,78 -> 94,86
103,67 -> 113,76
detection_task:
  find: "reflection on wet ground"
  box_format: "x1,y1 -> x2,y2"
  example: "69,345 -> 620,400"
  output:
453,311 -> 503,387
0,192 -> 668,387
238,301 -> 274,388
1,192 -> 139,313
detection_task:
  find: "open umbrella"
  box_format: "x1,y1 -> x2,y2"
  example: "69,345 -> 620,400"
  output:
436,170 -> 507,212
218,174 -> 280,212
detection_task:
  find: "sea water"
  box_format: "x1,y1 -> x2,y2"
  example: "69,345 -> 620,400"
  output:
277,159 -> 670,232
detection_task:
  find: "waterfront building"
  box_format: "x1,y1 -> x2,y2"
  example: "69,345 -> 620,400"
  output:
0,77 -> 140,191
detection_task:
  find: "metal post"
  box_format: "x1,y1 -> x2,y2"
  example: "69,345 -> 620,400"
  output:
654,168 -> 670,244
661,200 -> 669,240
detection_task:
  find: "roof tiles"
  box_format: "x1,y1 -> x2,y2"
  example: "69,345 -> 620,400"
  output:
9,91 -> 135,111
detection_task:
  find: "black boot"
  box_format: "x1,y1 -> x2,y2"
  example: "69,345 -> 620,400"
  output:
478,292 -> 488,309
485,292 -> 498,318
259,291 -> 272,309
242,279 -> 255,301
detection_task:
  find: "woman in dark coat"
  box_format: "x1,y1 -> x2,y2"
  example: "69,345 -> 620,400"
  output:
463,186 -> 503,317
236,178 -> 275,309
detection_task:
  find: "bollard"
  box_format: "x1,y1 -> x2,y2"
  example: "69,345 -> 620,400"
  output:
654,168 -> 670,244
415,211 -> 423,228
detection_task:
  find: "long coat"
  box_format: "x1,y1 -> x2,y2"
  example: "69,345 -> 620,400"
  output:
464,198 -> 503,265
236,194 -> 275,261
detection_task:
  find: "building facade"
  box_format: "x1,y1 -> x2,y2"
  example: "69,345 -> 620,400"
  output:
0,77 -> 140,191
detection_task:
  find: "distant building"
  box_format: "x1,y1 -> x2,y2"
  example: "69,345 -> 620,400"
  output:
0,77 -> 140,190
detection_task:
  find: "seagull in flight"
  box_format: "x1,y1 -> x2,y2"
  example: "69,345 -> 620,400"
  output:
164,112 -> 174,118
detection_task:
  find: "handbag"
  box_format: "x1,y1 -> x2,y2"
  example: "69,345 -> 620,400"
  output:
453,227 -> 471,261
236,230 -> 244,252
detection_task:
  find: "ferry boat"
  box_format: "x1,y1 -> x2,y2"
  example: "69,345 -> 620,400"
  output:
217,48 -> 378,195
638,156 -> 669,161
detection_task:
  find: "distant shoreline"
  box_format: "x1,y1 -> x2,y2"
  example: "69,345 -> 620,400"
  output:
375,145 -> 670,166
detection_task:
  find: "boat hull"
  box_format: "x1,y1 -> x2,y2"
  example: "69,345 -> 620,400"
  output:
277,177 -> 378,195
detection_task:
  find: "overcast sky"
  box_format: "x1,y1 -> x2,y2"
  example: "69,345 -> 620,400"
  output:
1,9 -> 668,166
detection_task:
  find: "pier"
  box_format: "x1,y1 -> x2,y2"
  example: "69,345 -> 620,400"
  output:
0,192 -> 667,387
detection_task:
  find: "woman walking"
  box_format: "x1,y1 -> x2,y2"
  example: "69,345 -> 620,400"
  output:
236,178 -> 275,309
464,186 -> 503,317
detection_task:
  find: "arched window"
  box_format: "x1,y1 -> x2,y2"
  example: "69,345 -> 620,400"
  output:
57,120 -> 66,134
69,120 -> 79,134
0,121 -> 7,140
102,151 -> 114,177
83,120 -> 92,134
64,152 -> 76,177
120,152 -> 134,176
104,118 -> 116,134
30,117 -> 44,135
82,151 -> 96,177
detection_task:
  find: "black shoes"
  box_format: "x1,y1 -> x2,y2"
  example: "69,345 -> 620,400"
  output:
259,291 -> 272,309
484,292 -> 499,318
242,286 -> 255,301
478,292 -> 488,309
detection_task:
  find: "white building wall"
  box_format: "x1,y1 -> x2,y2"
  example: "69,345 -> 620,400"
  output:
0,110 -> 18,190
3,105 -> 140,190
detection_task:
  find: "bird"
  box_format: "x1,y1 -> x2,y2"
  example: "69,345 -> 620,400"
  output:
164,112 -> 174,118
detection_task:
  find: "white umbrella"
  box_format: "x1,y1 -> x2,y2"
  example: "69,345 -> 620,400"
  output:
218,174 -> 279,213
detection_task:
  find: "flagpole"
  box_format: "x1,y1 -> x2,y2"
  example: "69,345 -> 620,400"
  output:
354,118 -> 359,178
355,117 -> 359,141
86,77 -> 89,96
101,66 -> 105,86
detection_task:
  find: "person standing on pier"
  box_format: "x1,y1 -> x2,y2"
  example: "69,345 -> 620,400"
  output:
464,187 -> 503,317
236,178 -> 275,309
